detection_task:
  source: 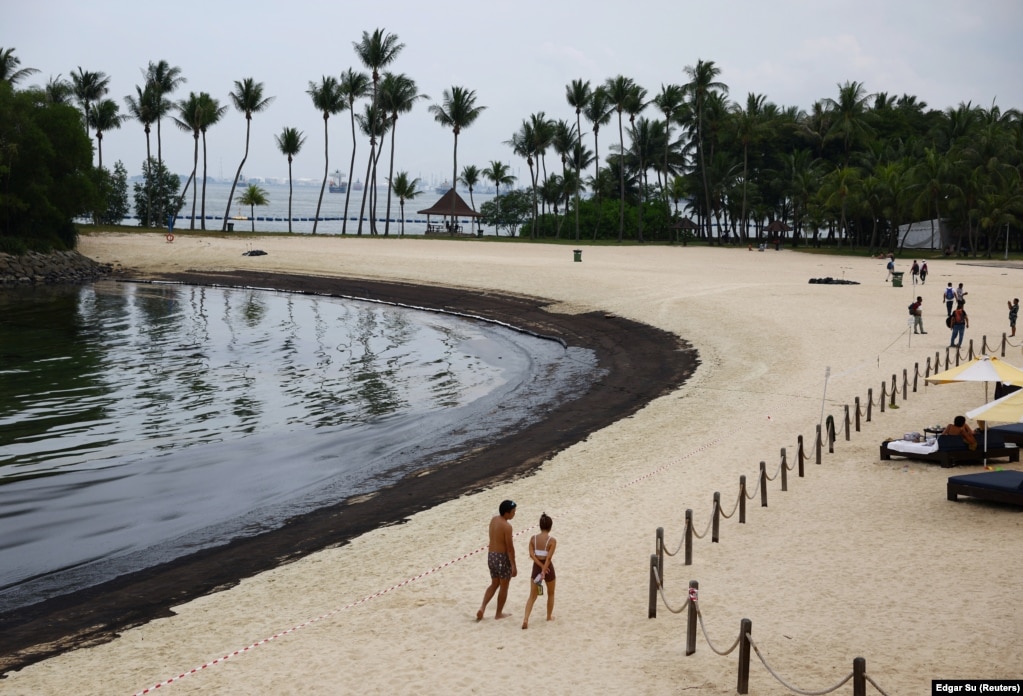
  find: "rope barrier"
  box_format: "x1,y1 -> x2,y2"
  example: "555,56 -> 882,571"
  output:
748,633 -> 855,695
651,567 -> 691,614
696,604 -> 742,656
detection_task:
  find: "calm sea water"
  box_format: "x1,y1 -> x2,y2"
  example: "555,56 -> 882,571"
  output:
122,180 -> 499,236
0,280 -> 596,611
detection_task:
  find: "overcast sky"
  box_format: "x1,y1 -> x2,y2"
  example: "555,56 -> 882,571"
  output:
7,0 -> 1022,185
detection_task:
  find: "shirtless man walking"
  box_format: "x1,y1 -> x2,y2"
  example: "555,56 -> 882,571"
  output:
477,499 -> 517,620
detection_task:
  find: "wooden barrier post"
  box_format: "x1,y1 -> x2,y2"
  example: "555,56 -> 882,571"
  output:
780,448 -> 788,491
815,425 -> 822,464
913,363 -> 918,392
853,656 -> 866,696
655,527 -> 664,588
925,356 -> 932,378
797,435 -> 805,477
889,375 -> 897,407
737,618 -> 752,694
712,492 -> 721,542
826,416 -> 835,453
648,554 -> 658,618
686,580 -> 699,656
968,338 -> 975,360
866,389 -> 873,422
902,368 -> 908,400
739,475 -> 747,523
843,406 -> 850,441
879,382 -> 886,413
684,509 -> 693,565
759,462 -> 768,507
1002,333 -> 1007,358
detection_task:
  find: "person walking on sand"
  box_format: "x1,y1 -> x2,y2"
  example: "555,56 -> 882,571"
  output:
522,512 -> 557,629
944,283 -> 955,316
920,261 -> 928,284
910,296 -> 926,334
950,303 -> 969,349
477,500 -> 517,621
885,256 -> 895,282
955,282 -> 968,307
1009,298 -> 1019,337
911,260 -> 920,285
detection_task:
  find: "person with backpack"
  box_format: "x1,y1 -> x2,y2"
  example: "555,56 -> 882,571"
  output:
911,260 -> 920,285
909,296 -> 926,334
949,304 -> 969,349
1008,298 -> 1019,337
919,262 -> 928,284
944,283 -> 955,316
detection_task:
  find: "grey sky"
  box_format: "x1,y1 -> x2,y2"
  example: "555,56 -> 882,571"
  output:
7,0 -> 1022,186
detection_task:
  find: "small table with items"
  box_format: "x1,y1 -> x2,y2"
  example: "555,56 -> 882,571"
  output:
924,426 -> 944,438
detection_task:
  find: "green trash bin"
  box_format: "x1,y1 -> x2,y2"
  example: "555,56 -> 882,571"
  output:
892,271 -> 904,287
227,222 -> 234,232
573,249 -> 582,262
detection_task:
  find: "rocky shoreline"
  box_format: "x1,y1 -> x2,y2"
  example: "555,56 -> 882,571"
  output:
0,250 -> 113,285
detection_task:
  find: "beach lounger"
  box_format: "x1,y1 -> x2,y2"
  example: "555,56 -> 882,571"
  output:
986,424 -> 1023,446
947,470 -> 1023,505
880,434 -> 1019,468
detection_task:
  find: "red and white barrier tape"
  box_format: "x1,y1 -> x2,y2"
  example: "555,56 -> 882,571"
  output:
134,439 -> 720,694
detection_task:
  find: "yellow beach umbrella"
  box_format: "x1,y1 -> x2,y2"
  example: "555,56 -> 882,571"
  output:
966,389 -> 1023,423
926,355 -> 1023,402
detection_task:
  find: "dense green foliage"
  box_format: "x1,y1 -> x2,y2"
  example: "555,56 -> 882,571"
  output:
0,81 -> 102,251
132,158 -> 182,228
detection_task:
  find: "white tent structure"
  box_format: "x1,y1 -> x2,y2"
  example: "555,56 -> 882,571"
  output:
899,218 -> 950,250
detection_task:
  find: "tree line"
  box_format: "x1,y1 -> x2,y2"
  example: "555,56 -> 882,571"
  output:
2,40 -> 1020,252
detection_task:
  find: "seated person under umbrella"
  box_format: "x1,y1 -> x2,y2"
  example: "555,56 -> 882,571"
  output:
943,415 -> 978,450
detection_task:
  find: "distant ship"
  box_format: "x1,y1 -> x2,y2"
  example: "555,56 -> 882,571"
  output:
351,179 -> 364,192
435,181 -> 451,194
329,170 -> 347,194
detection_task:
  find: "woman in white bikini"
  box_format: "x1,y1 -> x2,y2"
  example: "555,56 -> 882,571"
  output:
522,512 -> 557,629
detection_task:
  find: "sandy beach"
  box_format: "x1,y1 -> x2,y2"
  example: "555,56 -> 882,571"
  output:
3,234 -> 1021,695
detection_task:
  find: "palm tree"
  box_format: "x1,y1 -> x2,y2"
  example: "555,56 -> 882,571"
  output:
481,161 -> 516,233
275,127 -> 306,233
43,75 -> 74,104
378,72 -> 426,235
196,93 -> 227,230
87,98 -> 125,171
583,88 -> 612,237
565,79 -> 592,240
70,67 -> 110,141
338,68 -> 371,234
145,60 -> 186,168
732,92 -> 770,239
507,120 -> 539,237
389,171 -> 420,236
173,92 -> 204,229
824,80 -> 875,164
604,75 -> 645,241
221,78 -> 274,231
307,75 -> 344,234
125,83 -> 160,226
237,184 -> 269,233
652,84 -> 686,204
354,102 -> 388,234
684,59 -> 727,238
353,29 -> 405,233
0,47 -> 39,85
550,120 -> 577,237
429,85 -> 487,230
460,164 -> 482,233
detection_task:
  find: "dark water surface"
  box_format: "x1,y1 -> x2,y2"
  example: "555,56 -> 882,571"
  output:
0,280 -> 595,612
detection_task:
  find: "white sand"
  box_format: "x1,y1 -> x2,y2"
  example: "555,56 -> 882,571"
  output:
5,234 -> 1021,695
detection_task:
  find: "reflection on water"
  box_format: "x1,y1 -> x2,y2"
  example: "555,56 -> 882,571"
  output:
0,281 -> 597,611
